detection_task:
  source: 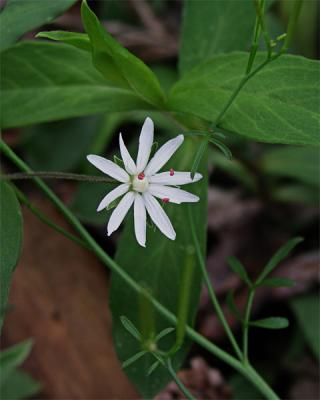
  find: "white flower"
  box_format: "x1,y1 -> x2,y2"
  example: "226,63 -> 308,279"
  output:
87,117 -> 202,247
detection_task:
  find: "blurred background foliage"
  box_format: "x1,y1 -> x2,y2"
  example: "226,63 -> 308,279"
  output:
0,0 -> 319,399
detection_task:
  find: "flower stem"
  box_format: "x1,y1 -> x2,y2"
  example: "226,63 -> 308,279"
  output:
242,288 -> 255,364
0,140 -> 279,400
0,171 -> 115,183
187,205 -> 243,360
166,359 -> 196,400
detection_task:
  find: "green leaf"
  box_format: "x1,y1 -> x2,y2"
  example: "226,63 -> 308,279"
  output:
261,146 -> 320,187
179,0 -> 256,74
22,116 -> 102,172
257,277 -> 295,287
228,256 -> 251,286
122,351 -> 147,369
250,317 -> 289,329
0,182 -> 23,330
147,360 -> 161,376
109,138 -> 207,397
169,52 -> 320,145
290,293 -> 320,359
0,41 -> 150,128
155,327 -> 175,342
81,0 -> 165,107
37,31 -> 91,52
0,0 -> 77,51
272,183 -> 319,206
0,341 -> 33,384
256,237 -> 303,284
120,316 -> 142,342
0,369 -> 40,400
191,139 -> 208,179
209,138 -> 232,160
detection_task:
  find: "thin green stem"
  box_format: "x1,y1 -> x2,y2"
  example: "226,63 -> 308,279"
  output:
243,288 -> 255,364
188,205 -> 243,360
13,185 -> 89,250
166,359 -> 196,400
246,0 -> 264,74
0,171 -> 115,183
253,0 -> 272,57
282,0 -> 303,53
0,140 -> 279,400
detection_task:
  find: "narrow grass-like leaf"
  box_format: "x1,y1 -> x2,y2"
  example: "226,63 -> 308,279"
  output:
257,277 -> 296,287
37,31 -> 91,52
256,237 -> 303,284
122,351 -> 147,369
155,327 -> 175,342
120,316 -> 141,341
0,340 -> 33,383
226,291 -> 242,320
228,257 -> 252,286
147,360 -> 161,376
209,138 -> 232,160
191,139 -> 208,179
250,317 -> 289,329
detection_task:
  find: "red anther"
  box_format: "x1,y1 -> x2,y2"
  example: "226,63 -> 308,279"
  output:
138,172 -> 145,180
162,198 -> 170,203
169,168 -> 174,176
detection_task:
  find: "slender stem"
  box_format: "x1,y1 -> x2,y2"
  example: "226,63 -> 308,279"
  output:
13,185 -> 89,250
0,171 -> 115,183
253,0 -> 272,57
166,359 -> 196,400
246,0 -> 264,74
282,0 -> 303,53
0,140 -> 279,400
243,288 -> 255,364
188,205 -> 243,360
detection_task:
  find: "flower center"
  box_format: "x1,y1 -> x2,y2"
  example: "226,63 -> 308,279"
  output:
132,173 -> 149,193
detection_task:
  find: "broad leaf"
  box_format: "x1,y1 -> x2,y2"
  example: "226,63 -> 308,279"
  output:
0,182 -> 23,330
0,0 -> 77,51
250,317 -> 289,329
109,138 -> 207,397
0,42 -> 150,128
81,0 -> 165,107
291,293 -> 320,359
169,52 -> 320,145
256,237 -> 303,284
179,0 -> 255,74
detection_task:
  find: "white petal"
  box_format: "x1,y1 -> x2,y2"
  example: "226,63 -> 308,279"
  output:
107,191 -> 134,236
134,193 -> 146,247
119,133 -> 137,175
148,184 -> 199,204
97,183 -> 129,212
136,117 -> 154,173
149,171 -> 203,186
143,192 -> 176,240
144,135 -> 184,176
87,154 -> 129,183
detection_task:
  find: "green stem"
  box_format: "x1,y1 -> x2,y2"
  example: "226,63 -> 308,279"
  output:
13,185 -> 89,250
166,359 -> 196,400
243,288 -> 255,363
188,205 -> 243,360
0,140 -> 279,400
0,171 -> 115,183
253,0 -> 272,57
246,0 -> 264,74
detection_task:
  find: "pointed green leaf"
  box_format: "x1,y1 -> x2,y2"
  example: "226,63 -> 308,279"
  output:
258,277 -> 295,287
120,316 -> 141,342
256,237 -> 303,284
0,0 -> 77,51
250,317 -> 289,329
191,139 -> 208,179
209,138 -> 232,160
122,351 -> 147,369
228,256 -> 252,286
147,360 -> 161,376
110,138 -> 207,397
37,31 -> 91,52
0,182 -> 23,331
0,369 -> 40,400
0,340 -> 33,383
155,327 -> 175,342
81,0 -> 165,107
0,42 -> 150,128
